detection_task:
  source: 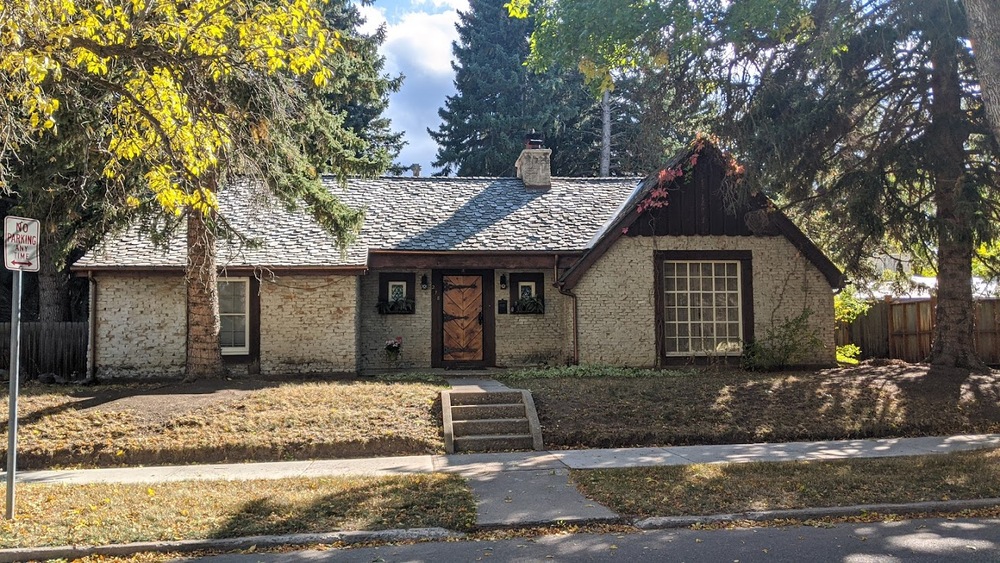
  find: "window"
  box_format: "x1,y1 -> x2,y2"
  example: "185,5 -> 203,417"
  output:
657,251 -> 753,358
219,278 -> 249,355
509,272 -> 545,314
378,273 -> 416,314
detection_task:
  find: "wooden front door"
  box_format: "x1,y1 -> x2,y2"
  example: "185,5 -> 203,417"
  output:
433,270 -> 495,367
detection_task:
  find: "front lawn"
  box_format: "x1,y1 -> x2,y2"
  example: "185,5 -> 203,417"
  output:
572,447 -> 1000,517
0,377 -> 446,469
0,474 -> 475,548
499,363 -> 1000,447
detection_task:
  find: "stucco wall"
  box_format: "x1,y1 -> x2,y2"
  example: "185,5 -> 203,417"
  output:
258,274 -> 357,374
574,235 -> 835,366
93,272 -> 359,378
494,269 -> 569,366
93,274 -> 187,378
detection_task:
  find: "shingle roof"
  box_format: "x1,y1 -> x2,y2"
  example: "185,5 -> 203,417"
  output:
74,176 -> 641,270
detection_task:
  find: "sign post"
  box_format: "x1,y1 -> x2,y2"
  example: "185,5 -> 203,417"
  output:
4,216 -> 39,520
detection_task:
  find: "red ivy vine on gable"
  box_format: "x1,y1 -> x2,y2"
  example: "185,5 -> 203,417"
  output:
621,135 -> 744,236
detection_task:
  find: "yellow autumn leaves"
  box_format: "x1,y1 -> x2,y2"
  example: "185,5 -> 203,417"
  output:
0,0 -> 341,215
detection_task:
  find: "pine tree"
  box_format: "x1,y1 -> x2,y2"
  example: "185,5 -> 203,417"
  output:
430,0 -> 602,177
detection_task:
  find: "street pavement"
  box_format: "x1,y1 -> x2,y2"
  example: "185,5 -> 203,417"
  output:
191,517 -> 1000,562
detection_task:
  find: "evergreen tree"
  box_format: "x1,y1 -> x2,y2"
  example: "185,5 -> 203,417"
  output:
430,0 -> 603,177
323,2 -> 406,173
511,0 -> 1000,369
1,0 -> 400,378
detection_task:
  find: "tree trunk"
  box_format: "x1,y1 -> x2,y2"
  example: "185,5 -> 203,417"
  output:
927,1 -> 986,370
964,0 -> 1000,145
36,233 -> 68,323
185,206 -> 225,380
600,90 -> 611,176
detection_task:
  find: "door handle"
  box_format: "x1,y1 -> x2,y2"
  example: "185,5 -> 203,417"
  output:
477,311 -> 483,325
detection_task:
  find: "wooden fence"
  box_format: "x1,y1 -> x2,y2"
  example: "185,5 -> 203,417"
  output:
0,322 -> 88,377
836,299 -> 1000,364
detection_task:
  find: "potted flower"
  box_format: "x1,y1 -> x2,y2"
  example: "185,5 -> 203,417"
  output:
384,336 -> 403,365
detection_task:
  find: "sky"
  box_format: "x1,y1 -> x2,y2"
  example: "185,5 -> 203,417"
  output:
354,0 -> 471,176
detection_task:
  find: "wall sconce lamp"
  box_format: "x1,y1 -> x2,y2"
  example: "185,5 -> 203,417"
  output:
421,274 -> 429,290
499,274 -> 508,289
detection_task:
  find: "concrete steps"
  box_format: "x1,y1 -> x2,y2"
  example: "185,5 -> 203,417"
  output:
442,389 -> 544,454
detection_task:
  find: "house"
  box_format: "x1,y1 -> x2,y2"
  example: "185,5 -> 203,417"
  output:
71,141 -> 845,378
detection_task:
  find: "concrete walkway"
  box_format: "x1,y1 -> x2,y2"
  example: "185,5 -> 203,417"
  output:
8,433 -> 1000,527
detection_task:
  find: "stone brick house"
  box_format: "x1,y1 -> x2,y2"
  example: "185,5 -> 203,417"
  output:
72,142 -> 844,377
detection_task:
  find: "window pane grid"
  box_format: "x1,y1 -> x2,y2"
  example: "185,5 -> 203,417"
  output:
663,261 -> 742,355
219,279 -> 249,355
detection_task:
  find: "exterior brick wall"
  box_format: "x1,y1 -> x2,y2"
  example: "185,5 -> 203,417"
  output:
356,268 -> 569,370
258,274 -> 357,374
358,270 -> 432,371
574,235 -> 835,366
495,269 -> 569,366
93,273 -> 187,378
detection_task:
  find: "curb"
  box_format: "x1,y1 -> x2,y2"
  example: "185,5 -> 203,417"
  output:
634,498 -> 1000,529
5,499 -> 999,561
0,528 -> 461,563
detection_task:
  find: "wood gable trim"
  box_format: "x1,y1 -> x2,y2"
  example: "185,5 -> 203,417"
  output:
559,142 -> 846,291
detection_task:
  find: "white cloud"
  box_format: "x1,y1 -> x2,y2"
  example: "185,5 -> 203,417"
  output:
412,0 -> 469,10
372,1 -> 467,173
383,10 -> 462,77
355,4 -> 387,36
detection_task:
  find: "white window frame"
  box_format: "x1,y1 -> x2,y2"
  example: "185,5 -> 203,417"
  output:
517,280 -> 536,299
218,277 -> 250,356
387,280 -> 407,303
662,260 -> 743,356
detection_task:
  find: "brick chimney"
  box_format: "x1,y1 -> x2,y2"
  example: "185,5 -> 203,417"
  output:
516,131 -> 551,189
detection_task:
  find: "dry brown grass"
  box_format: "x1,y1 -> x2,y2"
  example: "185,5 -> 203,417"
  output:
573,447 -> 1000,517
501,363 -> 1000,447
0,378 -> 445,469
0,474 -> 475,548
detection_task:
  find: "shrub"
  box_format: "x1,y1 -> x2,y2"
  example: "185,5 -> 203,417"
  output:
836,344 -> 862,364
742,309 -> 823,371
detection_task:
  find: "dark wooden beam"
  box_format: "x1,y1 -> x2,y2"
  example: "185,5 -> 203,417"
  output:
369,252 -> 582,270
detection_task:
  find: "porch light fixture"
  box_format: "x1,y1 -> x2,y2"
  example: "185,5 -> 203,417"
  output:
421,274 -> 429,290
499,274 -> 508,289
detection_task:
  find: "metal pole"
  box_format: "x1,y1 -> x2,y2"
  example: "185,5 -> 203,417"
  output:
6,269 -> 22,520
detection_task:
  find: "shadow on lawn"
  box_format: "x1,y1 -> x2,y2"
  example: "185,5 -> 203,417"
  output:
1,378 -> 282,432
531,364 -> 1000,448
208,477 -> 475,539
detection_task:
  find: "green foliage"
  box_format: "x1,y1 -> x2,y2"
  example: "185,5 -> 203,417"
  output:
836,344 -> 862,365
499,364 -> 698,381
515,0 -> 996,366
431,0 -> 602,176
433,0 -> 680,176
742,309 -> 823,371
373,373 -> 450,386
834,287 -> 872,326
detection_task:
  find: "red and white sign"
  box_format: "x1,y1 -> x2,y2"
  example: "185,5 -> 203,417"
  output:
4,216 -> 40,272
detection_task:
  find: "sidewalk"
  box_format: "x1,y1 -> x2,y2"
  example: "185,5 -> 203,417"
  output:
9,433 -> 1000,527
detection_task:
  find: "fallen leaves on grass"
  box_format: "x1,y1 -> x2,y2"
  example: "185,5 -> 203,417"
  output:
502,365 -> 1000,448
0,380 -> 446,469
0,474 -> 475,548
572,447 -> 1000,517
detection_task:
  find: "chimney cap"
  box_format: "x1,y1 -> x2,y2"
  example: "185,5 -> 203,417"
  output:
524,130 -> 545,149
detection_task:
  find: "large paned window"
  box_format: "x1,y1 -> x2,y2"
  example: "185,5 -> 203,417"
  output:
661,260 -> 745,356
219,278 -> 249,355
